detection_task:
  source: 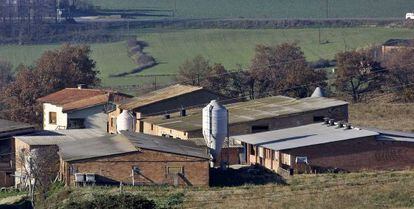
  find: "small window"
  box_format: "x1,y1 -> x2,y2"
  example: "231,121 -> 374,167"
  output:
167,166 -> 183,175
252,125 -> 269,133
313,116 -> 325,122
68,118 -> 85,129
250,144 -> 255,155
151,124 -> 154,131
49,112 -> 57,124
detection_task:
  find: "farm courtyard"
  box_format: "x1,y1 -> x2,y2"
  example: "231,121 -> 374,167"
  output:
1,27 -> 414,87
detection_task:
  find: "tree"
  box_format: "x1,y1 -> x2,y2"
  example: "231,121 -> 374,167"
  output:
17,146 -> 59,208
384,48 -> 414,101
176,55 -> 210,86
249,43 -> 326,98
0,59 -> 13,90
227,70 -> 255,99
203,63 -> 230,95
334,49 -> 384,103
1,44 -> 100,124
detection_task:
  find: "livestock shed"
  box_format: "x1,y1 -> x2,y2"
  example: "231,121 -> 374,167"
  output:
108,84 -> 231,134
0,119 -> 35,187
382,38 -> 414,59
59,131 -> 210,186
233,123 -> 414,175
141,95 -> 348,139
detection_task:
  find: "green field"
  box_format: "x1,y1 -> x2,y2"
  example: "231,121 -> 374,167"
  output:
85,0 -> 414,19
1,27 -> 414,87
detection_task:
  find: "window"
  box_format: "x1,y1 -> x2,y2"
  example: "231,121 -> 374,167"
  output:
313,116 -> 325,122
166,166 -> 183,175
151,124 -> 154,131
49,112 -> 57,124
252,125 -> 269,133
250,144 -> 255,155
68,118 -> 85,129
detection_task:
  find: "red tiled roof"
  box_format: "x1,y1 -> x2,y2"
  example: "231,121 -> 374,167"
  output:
37,88 -> 132,112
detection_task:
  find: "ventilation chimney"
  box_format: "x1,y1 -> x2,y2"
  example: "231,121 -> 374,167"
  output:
180,109 -> 187,117
77,84 -> 87,89
328,119 -> 335,126
337,121 -> 344,128
345,123 -> 352,130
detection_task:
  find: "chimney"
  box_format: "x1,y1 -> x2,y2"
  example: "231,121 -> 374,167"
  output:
337,121 -> 344,128
77,84 -> 87,89
328,119 -> 335,126
345,123 -> 352,130
180,109 -> 187,117
323,117 -> 330,125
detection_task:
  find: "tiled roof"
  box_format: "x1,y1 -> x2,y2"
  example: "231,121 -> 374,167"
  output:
37,88 -> 132,112
119,84 -> 204,110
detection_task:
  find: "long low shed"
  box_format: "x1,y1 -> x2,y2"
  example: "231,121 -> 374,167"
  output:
232,123 -> 414,174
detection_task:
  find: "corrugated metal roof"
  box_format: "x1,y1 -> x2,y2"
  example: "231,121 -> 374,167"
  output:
122,131 -> 210,159
143,96 -> 348,132
15,129 -> 107,145
59,134 -> 138,161
365,127 -> 414,143
232,123 -> 379,151
119,84 -> 204,110
0,119 -> 34,138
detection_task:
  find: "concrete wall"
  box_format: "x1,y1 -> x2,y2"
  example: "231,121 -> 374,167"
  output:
68,105 -> 107,132
43,103 -> 107,132
61,149 -> 209,186
43,103 -> 67,130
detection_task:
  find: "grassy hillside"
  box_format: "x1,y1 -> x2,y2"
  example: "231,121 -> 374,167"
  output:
35,170 -> 414,208
1,27 -> 414,87
84,0 -> 414,19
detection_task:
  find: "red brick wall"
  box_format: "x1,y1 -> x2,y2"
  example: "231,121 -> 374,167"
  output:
62,149 -> 209,186
215,147 -> 243,165
284,137 -> 414,172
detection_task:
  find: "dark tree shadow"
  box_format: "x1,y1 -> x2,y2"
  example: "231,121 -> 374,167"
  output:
209,165 -> 287,187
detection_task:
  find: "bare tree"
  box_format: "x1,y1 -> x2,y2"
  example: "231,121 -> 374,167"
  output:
17,146 -> 59,207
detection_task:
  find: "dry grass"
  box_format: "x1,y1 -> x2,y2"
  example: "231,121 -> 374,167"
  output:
43,170 -> 414,209
349,102 -> 414,132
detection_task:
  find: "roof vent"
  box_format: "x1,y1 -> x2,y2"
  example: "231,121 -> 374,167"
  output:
323,117 -> 330,125
336,121 -> 344,128
77,84 -> 88,89
345,123 -> 352,130
164,114 -> 170,119
328,119 -> 335,126
180,109 -> 187,117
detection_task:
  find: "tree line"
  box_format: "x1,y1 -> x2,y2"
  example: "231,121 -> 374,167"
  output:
1,42 -> 414,125
176,42 -> 414,103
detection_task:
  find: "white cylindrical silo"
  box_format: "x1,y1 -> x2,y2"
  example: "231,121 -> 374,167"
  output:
116,110 -> 135,133
202,100 -> 228,160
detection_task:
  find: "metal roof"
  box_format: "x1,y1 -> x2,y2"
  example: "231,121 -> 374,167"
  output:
119,84 -> 205,110
59,134 -> 138,162
232,123 -> 379,151
15,129 -> 107,145
364,127 -> 414,143
0,119 -> 35,138
143,96 -> 348,132
121,131 -> 210,159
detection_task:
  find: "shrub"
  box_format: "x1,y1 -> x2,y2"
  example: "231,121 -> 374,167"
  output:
62,193 -> 156,209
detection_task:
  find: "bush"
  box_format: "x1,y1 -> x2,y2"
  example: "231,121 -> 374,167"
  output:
62,193 -> 156,209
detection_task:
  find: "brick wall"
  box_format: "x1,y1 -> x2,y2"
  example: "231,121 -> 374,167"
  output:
61,149 -> 209,186
284,137 -> 414,172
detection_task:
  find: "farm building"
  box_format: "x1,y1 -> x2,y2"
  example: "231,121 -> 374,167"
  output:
140,95 -> 348,139
58,131 -> 210,186
108,84 -> 231,134
232,122 -> 414,175
14,129 -> 106,188
37,85 -> 131,131
382,39 -> 414,58
0,119 -> 35,187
